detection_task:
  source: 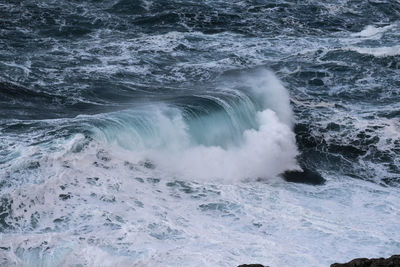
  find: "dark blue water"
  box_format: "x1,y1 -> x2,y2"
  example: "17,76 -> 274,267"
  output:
1,1 -> 400,266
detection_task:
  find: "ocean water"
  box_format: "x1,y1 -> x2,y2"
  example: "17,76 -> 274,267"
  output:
1,1 -> 400,266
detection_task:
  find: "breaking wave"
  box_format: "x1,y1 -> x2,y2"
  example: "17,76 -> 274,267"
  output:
85,69 -> 299,181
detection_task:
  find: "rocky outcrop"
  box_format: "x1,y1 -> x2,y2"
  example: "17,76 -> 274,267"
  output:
331,255 -> 400,267
281,166 -> 325,185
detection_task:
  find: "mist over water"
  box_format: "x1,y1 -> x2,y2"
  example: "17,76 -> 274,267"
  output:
1,0 -> 400,266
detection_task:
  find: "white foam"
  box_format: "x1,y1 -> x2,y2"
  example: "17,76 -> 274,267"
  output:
148,109 -> 298,182
2,169 -> 400,267
348,45 -> 400,57
351,25 -> 394,38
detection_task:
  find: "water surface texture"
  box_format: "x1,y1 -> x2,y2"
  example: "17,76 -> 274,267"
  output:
1,1 -> 400,266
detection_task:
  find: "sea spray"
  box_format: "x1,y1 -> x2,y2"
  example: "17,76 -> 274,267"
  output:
88,69 -> 299,181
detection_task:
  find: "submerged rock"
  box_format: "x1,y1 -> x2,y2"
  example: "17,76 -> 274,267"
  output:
238,265 -> 267,267
281,167 -> 325,185
331,255 -> 400,267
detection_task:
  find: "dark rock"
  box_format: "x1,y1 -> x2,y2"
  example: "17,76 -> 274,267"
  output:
331,255 -> 400,267
238,265 -> 267,267
281,167 -> 325,185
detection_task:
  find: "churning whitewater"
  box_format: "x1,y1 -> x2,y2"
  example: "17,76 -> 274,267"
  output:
1,0 -> 400,266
